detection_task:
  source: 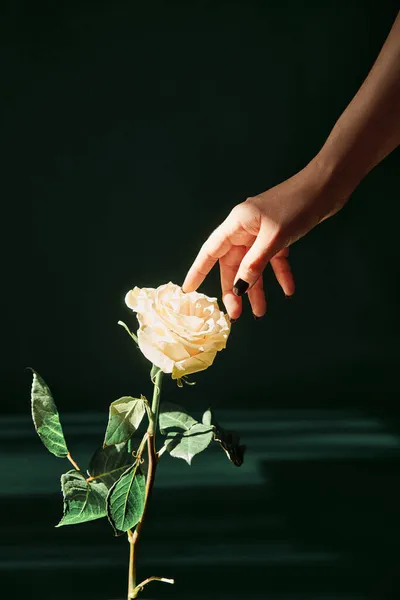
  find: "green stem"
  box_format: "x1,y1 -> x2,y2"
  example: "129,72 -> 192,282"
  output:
66,453 -> 80,471
126,433 -> 149,599
128,367 -> 164,599
148,369 -> 164,436
127,529 -> 136,597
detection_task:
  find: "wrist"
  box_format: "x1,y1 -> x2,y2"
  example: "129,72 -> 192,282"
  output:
308,148 -> 360,202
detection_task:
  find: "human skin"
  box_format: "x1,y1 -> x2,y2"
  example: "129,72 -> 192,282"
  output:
182,11 -> 400,320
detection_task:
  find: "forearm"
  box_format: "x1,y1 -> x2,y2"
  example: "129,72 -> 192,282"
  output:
315,11 -> 400,196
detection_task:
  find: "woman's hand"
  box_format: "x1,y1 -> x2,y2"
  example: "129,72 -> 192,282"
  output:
183,12 -> 400,320
182,159 -> 349,320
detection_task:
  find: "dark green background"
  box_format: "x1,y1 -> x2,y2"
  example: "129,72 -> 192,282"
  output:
2,1 -> 400,599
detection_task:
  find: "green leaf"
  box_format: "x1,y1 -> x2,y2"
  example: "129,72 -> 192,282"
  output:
202,408 -> 212,426
159,402 -> 197,435
30,370 -> 69,458
214,423 -> 246,467
104,396 -> 146,447
117,320 -> 138,344
107,463 -> 146,535
57,470 -> 108,527
201,406 -> 246,467
88,443 -> 135,489
165,423 -> 214,465
159,402 -> 214,464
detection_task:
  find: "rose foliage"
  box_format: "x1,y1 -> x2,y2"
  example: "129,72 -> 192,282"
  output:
29,283 -> 245,599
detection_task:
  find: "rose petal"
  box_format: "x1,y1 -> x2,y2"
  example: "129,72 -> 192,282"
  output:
125,287 -> 155,313
124,282 -> 231,378
171,350 -> 218,379
137,328 -> 174,374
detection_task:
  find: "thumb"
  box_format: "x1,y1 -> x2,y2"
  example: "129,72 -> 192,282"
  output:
233,226 -> 282,296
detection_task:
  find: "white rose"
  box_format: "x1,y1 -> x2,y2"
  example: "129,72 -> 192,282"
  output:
125,282 -> 231,380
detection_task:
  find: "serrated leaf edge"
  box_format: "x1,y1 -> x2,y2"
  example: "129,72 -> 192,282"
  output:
106,462 -> 143,536
165,423 -> 215,465
103,397 -> 146,448
30,369 -> 69,458
56,470 -> 102,527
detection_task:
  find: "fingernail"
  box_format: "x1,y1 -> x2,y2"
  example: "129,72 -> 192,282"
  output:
233,279 -> 249,296
229,317 -> 238,324
285,294 -> 293,300
253,314 -> 264,320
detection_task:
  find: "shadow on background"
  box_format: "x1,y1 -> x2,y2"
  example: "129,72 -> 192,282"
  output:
1,409 -> 399,599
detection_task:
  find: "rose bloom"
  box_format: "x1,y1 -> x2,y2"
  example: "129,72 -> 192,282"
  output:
125,282 -> 231,379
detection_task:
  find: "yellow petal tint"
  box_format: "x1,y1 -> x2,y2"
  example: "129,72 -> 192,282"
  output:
125,282 -> 231,378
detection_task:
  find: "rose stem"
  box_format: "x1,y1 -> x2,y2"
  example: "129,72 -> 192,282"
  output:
134,576 -> 175,594
66,453 -> 80,471
127,529 -> 136,598
126,433 -> 149,597
124,433 -> 149,597
128,369 -> 164,599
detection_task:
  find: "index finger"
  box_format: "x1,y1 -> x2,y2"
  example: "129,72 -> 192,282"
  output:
182,224 -> 233,292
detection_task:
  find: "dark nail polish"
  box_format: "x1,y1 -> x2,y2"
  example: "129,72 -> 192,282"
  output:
229,318 -> 238,324
253,314 -> 264,320
285,294 -> 293,300
233,279 -> 249,296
